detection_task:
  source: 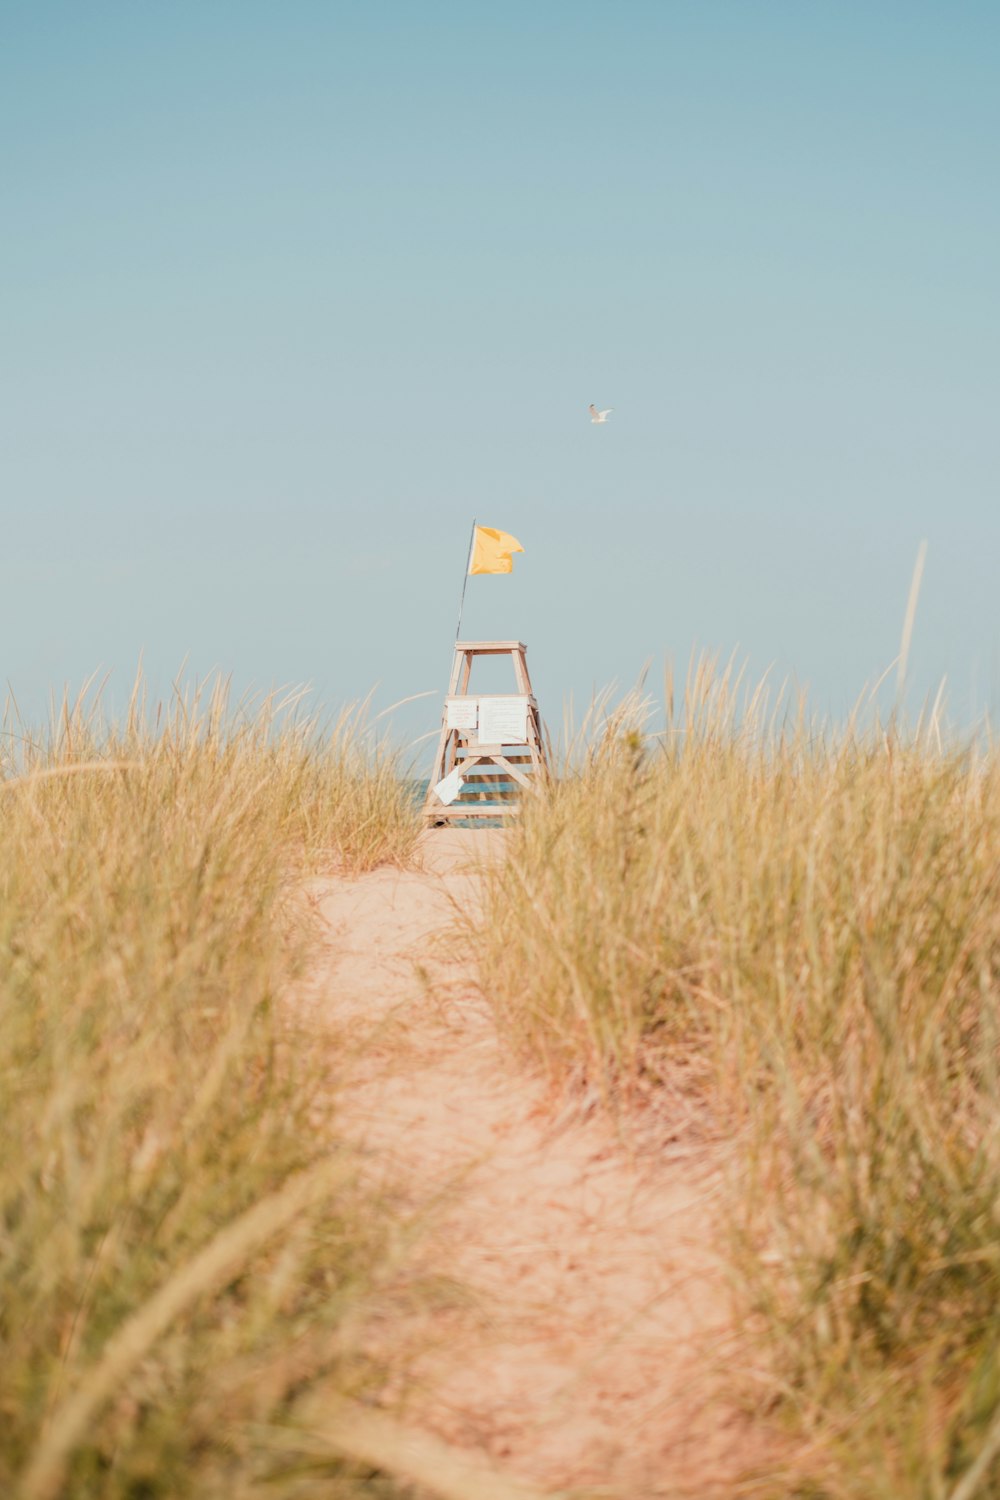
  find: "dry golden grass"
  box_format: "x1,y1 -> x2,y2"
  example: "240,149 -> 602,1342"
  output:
472,660 -> 1000,1499
0,675 -> 426,1499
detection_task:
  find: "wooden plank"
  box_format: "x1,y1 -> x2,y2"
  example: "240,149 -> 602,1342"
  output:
454,640 -> 526,651
447,650 -> 464,695
455,793 -> 517,802
457,743 -> 530,756
424,803 -> 522,822
493,756 -> 532,789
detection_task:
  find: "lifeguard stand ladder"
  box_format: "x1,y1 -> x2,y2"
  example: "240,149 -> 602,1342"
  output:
423,640 -> 548,823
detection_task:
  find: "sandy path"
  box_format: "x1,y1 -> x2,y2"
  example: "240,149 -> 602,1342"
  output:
301,829 -> 760,1498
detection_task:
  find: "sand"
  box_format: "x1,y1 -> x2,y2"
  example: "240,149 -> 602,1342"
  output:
298,828 -> 764,1498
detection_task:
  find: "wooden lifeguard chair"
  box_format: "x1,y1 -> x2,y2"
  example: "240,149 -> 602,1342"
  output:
422,640 -> 548,823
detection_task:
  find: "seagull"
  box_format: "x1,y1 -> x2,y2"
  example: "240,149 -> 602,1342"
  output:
589,404 -> 613,423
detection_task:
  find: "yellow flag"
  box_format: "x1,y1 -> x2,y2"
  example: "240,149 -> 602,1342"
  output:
469,526 -> 524,575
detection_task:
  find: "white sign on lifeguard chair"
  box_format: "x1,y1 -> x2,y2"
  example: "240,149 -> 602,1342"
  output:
423,640 -> 548,823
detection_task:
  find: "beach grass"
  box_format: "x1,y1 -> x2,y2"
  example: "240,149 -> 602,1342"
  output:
0,675 -> 423,1499
471,660 -> 1000,1498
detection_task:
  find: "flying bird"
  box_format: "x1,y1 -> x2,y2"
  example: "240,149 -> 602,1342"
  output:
589,404 -> 613,423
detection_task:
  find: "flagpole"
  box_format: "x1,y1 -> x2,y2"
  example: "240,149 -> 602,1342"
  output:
455,516 -> 477,641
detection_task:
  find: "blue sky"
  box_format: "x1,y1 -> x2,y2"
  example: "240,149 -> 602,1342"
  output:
3,2 -> 998,755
